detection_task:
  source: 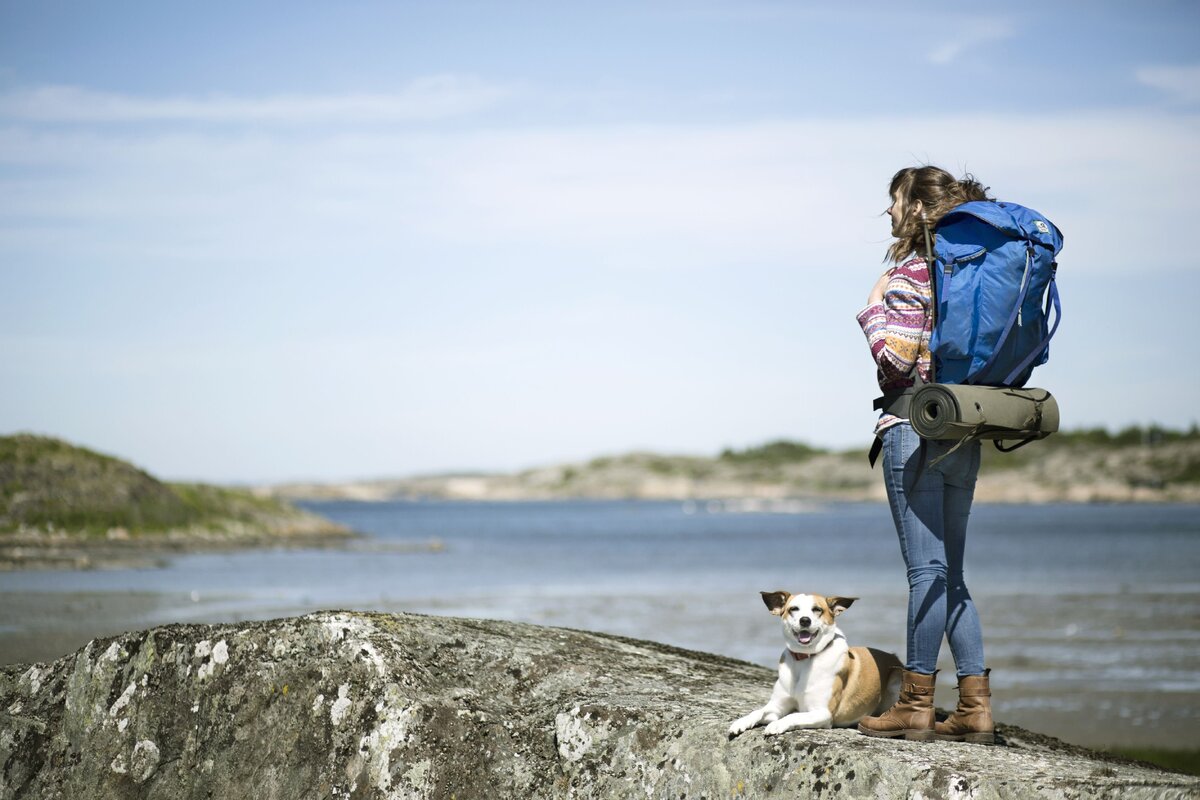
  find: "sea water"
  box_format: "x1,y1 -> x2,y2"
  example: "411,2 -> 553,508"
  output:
4,500 -> 1198,748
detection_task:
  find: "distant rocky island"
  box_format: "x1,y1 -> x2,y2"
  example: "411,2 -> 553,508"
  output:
4,426 -> 1196,570
263,427 -> 1200,505
0,434 -> 352,570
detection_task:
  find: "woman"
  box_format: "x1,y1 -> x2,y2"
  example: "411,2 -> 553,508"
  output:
853,165 -> 995,744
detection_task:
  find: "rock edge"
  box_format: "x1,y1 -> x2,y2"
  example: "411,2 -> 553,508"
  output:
1,611 -> 1196,799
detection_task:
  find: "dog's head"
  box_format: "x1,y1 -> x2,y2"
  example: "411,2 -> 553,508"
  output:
760,591 -> 856,655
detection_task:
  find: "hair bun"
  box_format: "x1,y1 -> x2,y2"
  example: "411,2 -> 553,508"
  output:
958,173 -> 992,202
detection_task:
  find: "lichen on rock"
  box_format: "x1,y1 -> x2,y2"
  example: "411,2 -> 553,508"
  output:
0,611 -> 1196,799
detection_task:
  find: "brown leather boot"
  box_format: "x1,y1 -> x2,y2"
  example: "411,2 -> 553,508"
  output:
935,670 -> 995,744
857,669 -> 936,741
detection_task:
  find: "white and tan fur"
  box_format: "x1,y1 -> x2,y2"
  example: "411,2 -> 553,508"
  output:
728,591 -> 902,737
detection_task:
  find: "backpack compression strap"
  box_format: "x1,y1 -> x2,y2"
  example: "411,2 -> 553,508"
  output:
1002,263 -> 1061,385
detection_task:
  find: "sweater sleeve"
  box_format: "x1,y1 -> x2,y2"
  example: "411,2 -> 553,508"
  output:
856,262 -> 931,385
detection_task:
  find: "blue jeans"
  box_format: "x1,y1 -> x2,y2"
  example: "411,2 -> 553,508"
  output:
881,422 -> 985,676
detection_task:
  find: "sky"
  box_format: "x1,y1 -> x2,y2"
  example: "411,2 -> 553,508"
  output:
2,1 -> 1198,483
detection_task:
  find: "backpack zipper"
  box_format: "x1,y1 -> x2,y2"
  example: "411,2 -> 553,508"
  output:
942,248 -> 986,277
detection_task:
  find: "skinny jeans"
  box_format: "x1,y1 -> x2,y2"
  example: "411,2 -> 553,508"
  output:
881,422 -> 985,676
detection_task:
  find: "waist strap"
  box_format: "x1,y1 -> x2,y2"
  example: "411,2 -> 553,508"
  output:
873,387 -> 915,419
868,387 -> 918,468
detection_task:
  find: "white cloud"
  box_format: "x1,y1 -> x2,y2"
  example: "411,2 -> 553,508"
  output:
927,18 -> 1015,65
1,109 -> 1197,275
3,104 -> 1198,478
1136,64 -> 1200,105
0,76 -> 512,124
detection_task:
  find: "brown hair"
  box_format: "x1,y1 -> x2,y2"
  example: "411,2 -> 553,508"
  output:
886,166 -> 993,263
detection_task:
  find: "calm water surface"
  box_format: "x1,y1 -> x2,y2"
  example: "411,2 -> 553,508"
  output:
3,500 -> 1198,748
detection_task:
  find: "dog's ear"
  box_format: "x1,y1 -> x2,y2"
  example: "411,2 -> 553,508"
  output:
760,591 -> 791,616
826,596 -> 858,616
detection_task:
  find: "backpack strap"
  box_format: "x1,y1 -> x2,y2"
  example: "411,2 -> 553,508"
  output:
868,436 -> 883,467
874,389 -> 914,418
971,243 -> 1035,384
1002,263 -> 1061,385
921,215 -> 939,384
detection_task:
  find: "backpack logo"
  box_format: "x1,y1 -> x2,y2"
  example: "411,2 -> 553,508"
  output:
1034,220 -> 1050,234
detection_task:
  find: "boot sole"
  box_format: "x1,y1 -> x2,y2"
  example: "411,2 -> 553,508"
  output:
934,732 -> 995,745
857,725 -> 934,742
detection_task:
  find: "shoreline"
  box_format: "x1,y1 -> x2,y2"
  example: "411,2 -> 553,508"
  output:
6,496 -> 1198,573
264,484 -> 1200,504
0,527 -> 364,571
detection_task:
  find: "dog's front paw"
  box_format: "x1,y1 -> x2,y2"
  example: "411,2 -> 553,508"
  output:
763,719 -> 794,737
727,713 -> 760,738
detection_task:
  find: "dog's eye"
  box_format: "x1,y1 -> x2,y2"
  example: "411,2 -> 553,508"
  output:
812,606 -> 821,614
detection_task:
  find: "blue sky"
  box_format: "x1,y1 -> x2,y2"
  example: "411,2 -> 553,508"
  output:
2,1 -> 1198,482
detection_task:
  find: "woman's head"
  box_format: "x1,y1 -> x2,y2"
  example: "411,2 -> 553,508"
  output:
886,166 -> 992,263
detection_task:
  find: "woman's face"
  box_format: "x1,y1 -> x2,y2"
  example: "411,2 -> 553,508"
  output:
887,191 -> 921,237
887,192 -> 904,236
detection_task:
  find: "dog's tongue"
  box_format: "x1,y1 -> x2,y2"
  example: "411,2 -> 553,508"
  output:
798,631 -> 814,644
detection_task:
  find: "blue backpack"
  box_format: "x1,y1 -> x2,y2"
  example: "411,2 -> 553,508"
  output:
929,201 -> 1063,387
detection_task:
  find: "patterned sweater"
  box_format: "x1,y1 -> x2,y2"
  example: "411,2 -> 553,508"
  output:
855,256 -> 933,434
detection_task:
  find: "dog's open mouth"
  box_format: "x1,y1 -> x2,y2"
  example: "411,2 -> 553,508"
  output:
795,630 -> 815,645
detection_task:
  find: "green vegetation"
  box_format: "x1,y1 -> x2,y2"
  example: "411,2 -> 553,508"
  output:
531,424 -> 1200,501
641,455 -> 715,479
714,426 -> 1200,486
719,439 -> 826,465
958,423 -> 1200,468
573,453 -> 716,480
974,424 -> 1200,482
0,434 -> 334,537
169,482 -> 317,527
1,434 -> 191,535
1105,747 -> 1200,776
1055,424 -> 1200,447
720,426 -> 1200,470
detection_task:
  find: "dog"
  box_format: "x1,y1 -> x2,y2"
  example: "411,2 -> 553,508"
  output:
728,591 -> 902,737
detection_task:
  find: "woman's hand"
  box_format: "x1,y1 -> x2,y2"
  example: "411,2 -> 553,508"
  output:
868,269 -> 891,305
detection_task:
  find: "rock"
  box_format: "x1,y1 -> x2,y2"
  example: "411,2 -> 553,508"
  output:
0,611 -> 1195,799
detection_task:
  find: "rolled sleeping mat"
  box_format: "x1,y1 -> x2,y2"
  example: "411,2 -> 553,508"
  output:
909,384 -> 1059,442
